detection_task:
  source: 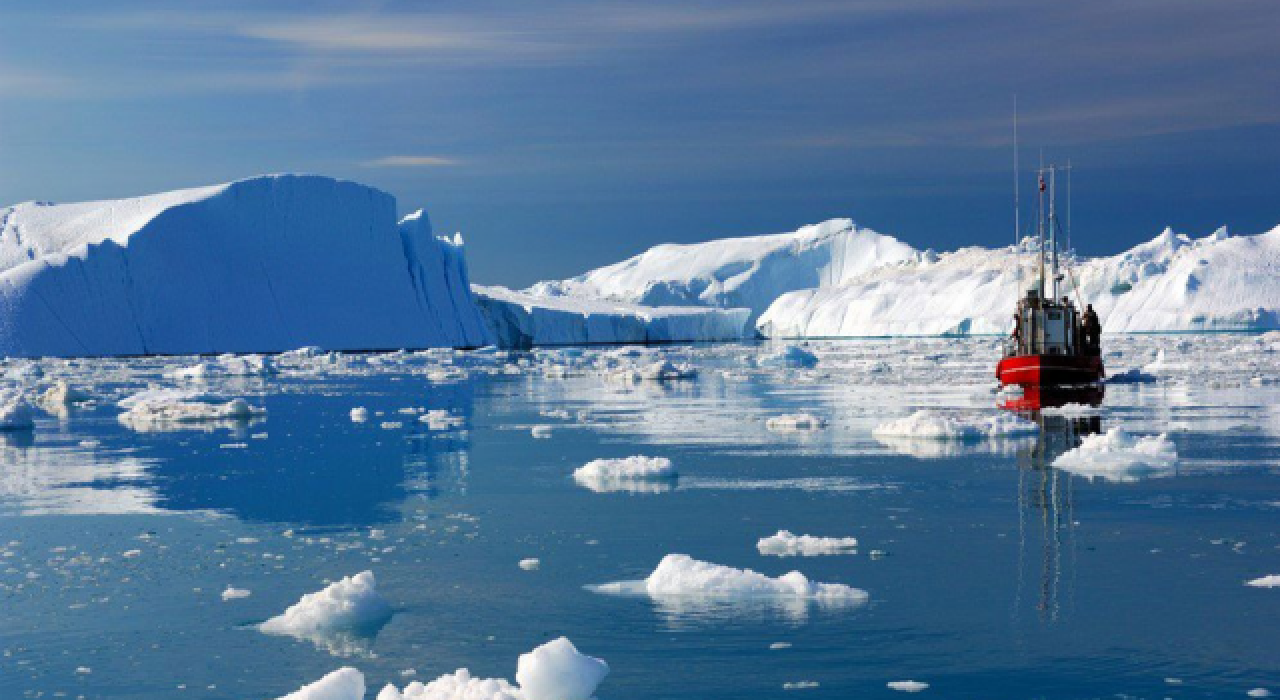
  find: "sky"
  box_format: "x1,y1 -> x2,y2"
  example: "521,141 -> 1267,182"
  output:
1,0 -> 1277,287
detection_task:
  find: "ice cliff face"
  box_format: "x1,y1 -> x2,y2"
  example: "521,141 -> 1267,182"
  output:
0,175 -> 493,357
528,219 -> 918,323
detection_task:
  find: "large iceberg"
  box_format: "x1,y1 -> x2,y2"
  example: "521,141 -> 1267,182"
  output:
473,285 -> 748,347
758,226 -> 1280,337
0,175 -> 492,357
528,218 -> 917,323
528,217 -> 1280,338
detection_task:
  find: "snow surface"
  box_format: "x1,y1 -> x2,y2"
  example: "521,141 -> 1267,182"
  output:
277,667 -> 365,700
376,637 -> 607,700
1052,428 -> 1178,482
474,284 -> 748,348
0,175 -> 491,357
591,553 -> 869,604
757,530 -> 858,556
261,571 -> 393,655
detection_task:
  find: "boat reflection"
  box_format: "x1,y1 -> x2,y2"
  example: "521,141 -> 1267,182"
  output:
1004,385 -> 1103,624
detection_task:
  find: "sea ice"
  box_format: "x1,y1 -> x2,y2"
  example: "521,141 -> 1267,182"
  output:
873,410 -> 1038,440
758,345 -> 819,369
765,413 -> 827,432
1246,574 -> 1280,588
591,553 -> 868,605
0,391 -> 36,431
573,456 -> 677,493
888,680 -> 929,692
277,667 -> 365,700
519,558 -> 541,571
261,571 -> 393,656
757,530 -> 858,557
1052,428 -> 1178,482
376,637 -> 607,700
117,388 -> 263,429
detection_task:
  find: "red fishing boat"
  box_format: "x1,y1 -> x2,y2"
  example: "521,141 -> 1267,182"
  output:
996,161 -> 1104,389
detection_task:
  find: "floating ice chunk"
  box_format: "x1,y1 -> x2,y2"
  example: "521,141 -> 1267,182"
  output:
770,642 -> 793,650
591,553 -> 868,607
39,381 -> 91,407
1246,574 -> 1280,588
888,680 -> 929,692
377,669 -> 520,700
350,407 -> 370,422
377,637 -> 607,700
759,345 -> 818,369
765,414 -> 826,432
757,530 -> 858,557
610,359 -> 697,382
277,667 -> 365,700
1052,428 -> 1177,482
783,681 -> 820,689
519,558 -> 541,571
573,456 -> 677,493
1248,690 -> 1272,699
873,410 -> 1038,440
515,636 -> 609,700
420,410 -> 466,431
117,388 -> 263,429
0,391 -> 36,431
222,586 -> 252,601
531,425 -> 553,439
261,571 -> 393,656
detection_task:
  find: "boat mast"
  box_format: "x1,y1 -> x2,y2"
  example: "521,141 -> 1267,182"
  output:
1037,153 -> 1046,301
1013,97 -> 1020,246
1049,166 -> 1059,301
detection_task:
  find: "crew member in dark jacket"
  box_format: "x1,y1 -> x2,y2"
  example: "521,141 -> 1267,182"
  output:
1081,304 -> 1101,355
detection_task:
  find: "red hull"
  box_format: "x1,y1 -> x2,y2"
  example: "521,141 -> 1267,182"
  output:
996,354 -> 1103,387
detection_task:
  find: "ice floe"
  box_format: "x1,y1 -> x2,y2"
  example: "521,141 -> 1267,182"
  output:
261,571 -> 393,656
117,388 -> 263,431
888,680 -> 929,692
573,456 -> 677,493
589,553 -> 868,605
1052,428 -> 1178,482
873,410 -> 1039,440
376,637 -> 607,700
757,531 -> 858,557
765,414 -> 827,432
1245,574 -> 1280,588
277,667 -> 365,700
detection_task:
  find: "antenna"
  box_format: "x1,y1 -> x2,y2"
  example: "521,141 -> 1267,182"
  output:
1066,159 -> 1072,255
1014,96 -> 1020,246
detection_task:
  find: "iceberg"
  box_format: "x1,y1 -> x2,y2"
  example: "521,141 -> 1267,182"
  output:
474,284 -> 748,348
528,218 -> 917,323
1051,428 -> 1178,482
0,175 -> 492,357
260,570 -> 394,657
530,216 -> 1280,338
758,225 -> 1280,337
376,637 -> 607,700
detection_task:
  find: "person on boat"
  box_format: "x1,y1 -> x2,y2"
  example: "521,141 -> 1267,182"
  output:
1082,304 -> 1101,355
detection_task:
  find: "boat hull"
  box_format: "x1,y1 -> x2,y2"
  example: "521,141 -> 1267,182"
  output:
996,354 -> 1104,387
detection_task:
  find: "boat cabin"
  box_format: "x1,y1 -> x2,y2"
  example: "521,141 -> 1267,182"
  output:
1007,288 -> 1082,358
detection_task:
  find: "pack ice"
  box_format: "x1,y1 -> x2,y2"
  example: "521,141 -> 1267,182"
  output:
0,175 -> 491,357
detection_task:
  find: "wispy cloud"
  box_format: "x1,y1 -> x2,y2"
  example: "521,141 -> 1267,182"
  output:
362,155 -> 460,168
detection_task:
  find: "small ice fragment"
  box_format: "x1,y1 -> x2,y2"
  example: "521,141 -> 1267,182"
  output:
519,558 -> 541,571
757,531 -> 858,557
888,680 -> 929,692
573,456 -> 676,493
221,586 -> 252,601
261,571 -> 393,645
1246,574 -> 1280,588
783,681 -> 819,689
765,414 -> 827,432
1052,429 -> 1177,482
1248,690 -> 1272,698
770,642 -> 793,650
531,425 -> 552,439
350,407 -> 369,423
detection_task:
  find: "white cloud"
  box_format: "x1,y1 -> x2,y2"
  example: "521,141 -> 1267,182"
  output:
362,155 -> 460,168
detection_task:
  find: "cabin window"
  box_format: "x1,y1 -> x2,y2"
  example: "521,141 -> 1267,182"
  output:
1047,311 -> 1062,320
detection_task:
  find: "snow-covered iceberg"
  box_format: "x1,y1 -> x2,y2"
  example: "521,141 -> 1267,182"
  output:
528,218 -> 917,323
528,216 -> 1280,338
474,285 -> 748,347
758,226 -> 1280,337
0,175 -> 492,357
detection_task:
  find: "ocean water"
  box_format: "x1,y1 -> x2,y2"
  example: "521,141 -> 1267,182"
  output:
1,336 -> 1277,699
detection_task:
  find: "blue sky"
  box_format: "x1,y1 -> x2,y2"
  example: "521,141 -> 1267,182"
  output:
1,0 -> 1277,286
